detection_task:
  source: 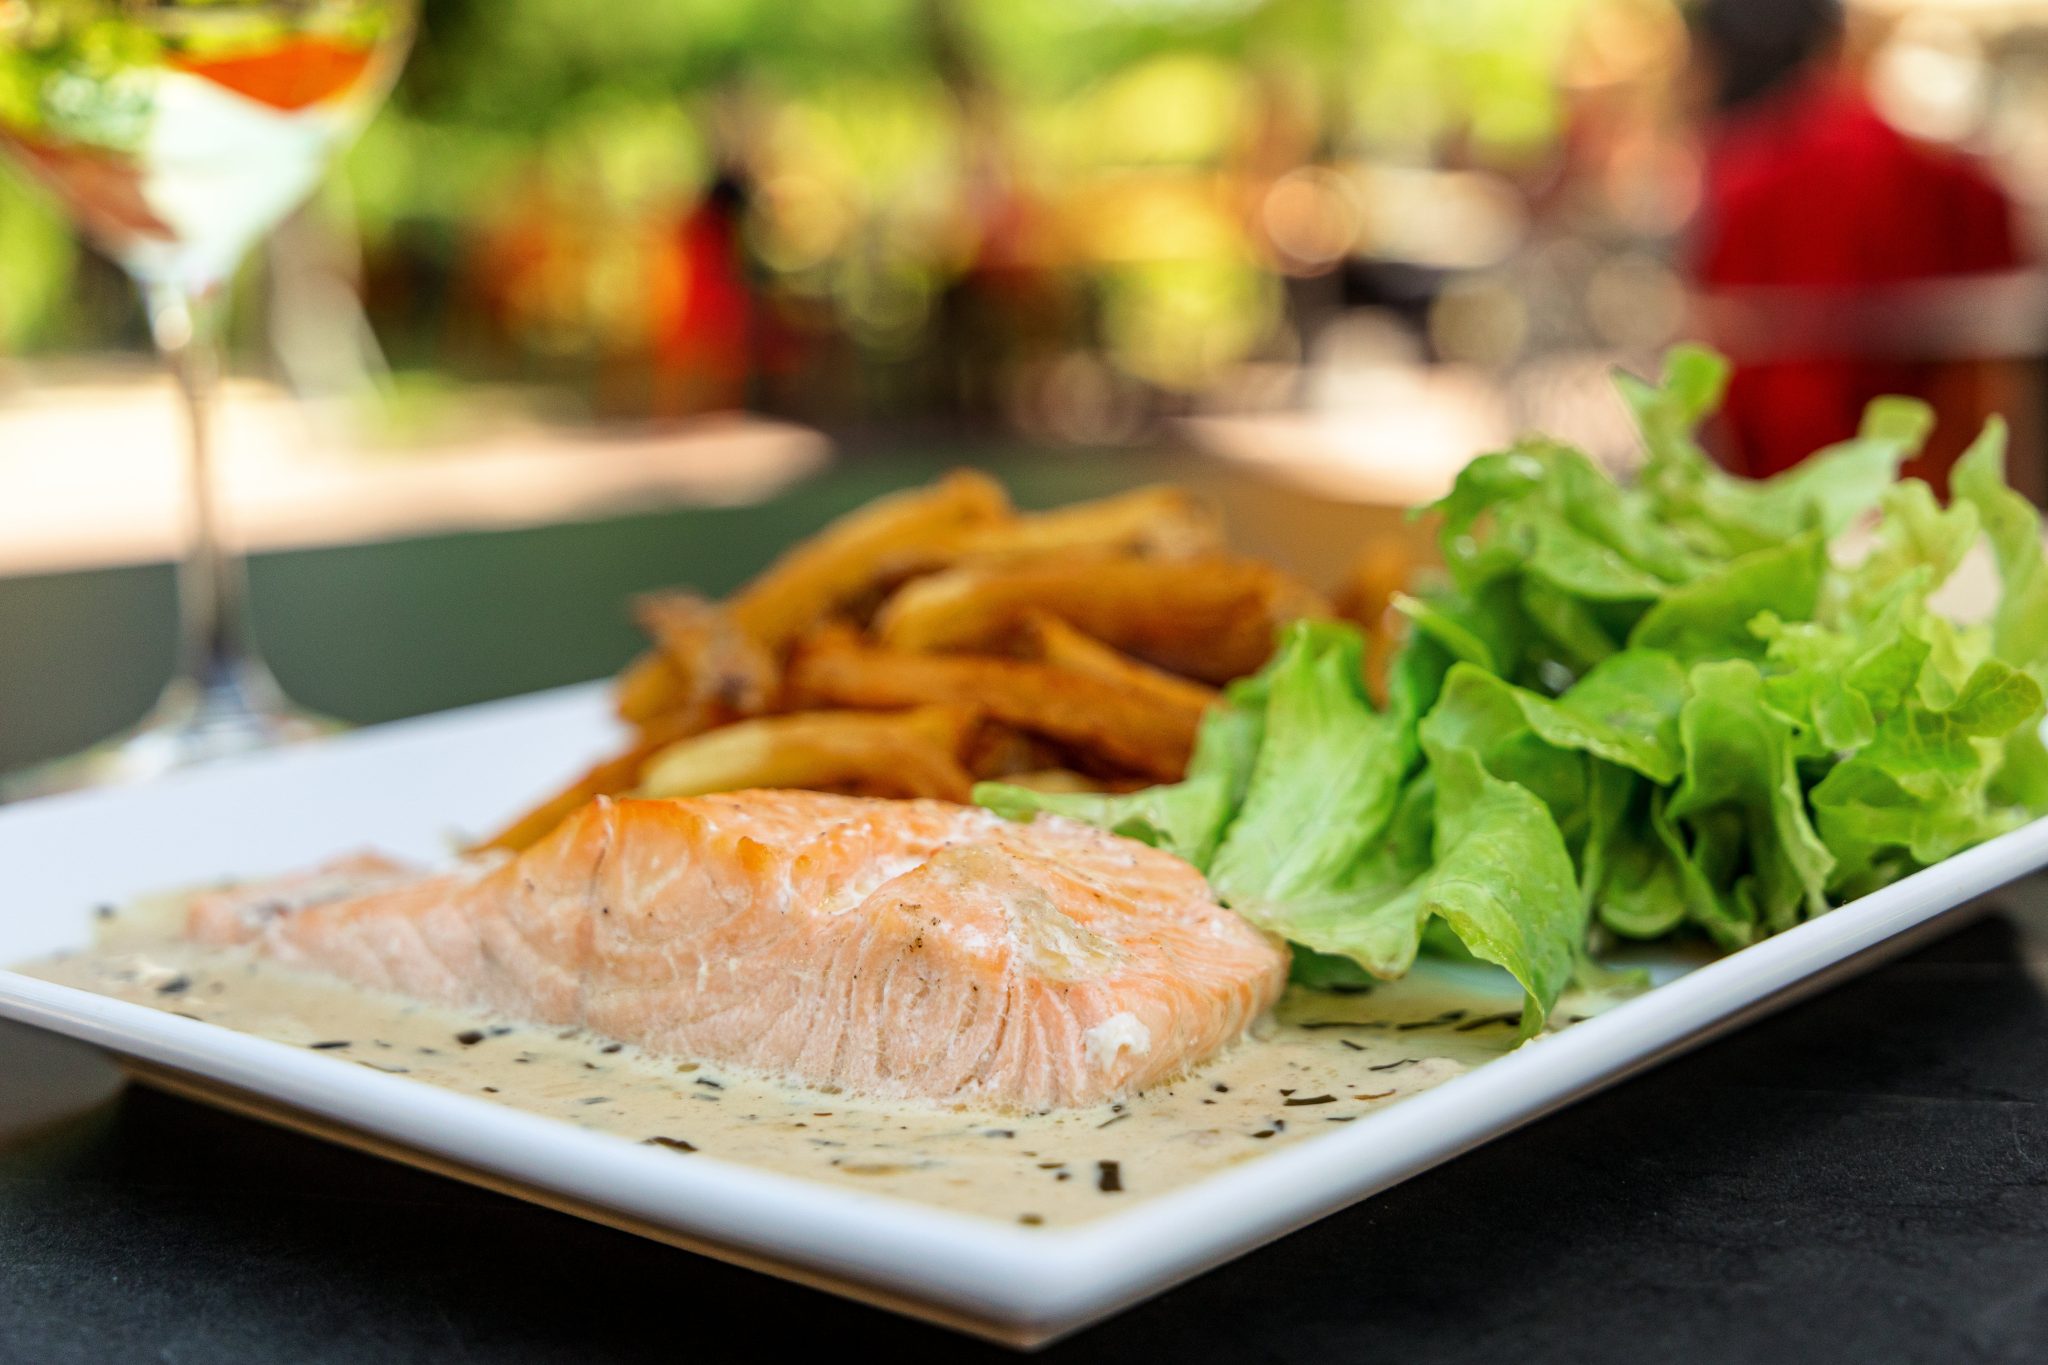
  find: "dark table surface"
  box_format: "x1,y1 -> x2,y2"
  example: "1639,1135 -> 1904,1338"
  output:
3,453 -> 2046,1363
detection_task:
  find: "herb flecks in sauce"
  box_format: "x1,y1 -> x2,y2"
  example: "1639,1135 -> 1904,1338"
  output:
20,937 -> 1574,1227
644,1136 -> 697,1153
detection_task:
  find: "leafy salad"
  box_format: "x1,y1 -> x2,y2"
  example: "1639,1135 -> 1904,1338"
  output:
980,345 -> 2048,1035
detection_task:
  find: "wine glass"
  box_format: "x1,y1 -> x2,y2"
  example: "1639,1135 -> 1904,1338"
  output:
0,0 -> 417,796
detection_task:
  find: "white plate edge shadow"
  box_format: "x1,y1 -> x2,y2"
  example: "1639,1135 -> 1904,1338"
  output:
3,685 -> 2045,1343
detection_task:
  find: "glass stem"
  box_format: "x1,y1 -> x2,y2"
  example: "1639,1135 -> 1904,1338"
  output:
145,282 -> 276,714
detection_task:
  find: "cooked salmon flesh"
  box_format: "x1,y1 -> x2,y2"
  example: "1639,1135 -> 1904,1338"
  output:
188,791 -> 1289,1108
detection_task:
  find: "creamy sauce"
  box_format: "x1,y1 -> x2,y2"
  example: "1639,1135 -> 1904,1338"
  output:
19,900 -> 1602,1228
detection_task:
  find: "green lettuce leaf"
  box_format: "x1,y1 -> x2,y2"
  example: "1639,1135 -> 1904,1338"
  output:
1810,658 -> 2044,884
973,770 -> 1230,870
972,682 -> 1261,868
1731,397 -> 1934,540
1208,621 -> 1418,908
1666,660 -> 1836,935
1624,346 -> 1929,560
1392,587 -> 1506,675
1952,418 -> 2048,675
1753,593 -> 1933,758
1418,665 -> 1594,846
1838,479 -> 1980,619
1628,533 -> 1827,665
1520,576 -> 1622,673
1584,768 -> 1693,940
976,345 -> 2048,1038
1408,737 -> 1583,1036
1415,435 -> 1710,691
1236,772 -> 1438,982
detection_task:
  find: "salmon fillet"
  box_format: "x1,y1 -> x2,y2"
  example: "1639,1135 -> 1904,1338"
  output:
188,791 -> 1288,1109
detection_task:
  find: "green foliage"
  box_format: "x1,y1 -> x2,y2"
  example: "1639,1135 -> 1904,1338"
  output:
0,177 -> 76,351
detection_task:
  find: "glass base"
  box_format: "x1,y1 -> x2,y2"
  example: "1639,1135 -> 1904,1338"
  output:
1,667 -> 341,801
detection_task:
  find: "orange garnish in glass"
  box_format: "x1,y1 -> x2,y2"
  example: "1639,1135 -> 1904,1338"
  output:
175,37 -> 373,111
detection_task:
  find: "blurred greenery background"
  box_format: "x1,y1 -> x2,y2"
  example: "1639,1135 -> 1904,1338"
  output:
8,0 -> 2045,445
0,0 -> 1693,440
6,0 -> 2048,770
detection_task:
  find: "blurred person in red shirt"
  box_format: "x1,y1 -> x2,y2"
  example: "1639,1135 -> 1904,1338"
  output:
1687,0 -> 2039,492
651,171 -> 758,415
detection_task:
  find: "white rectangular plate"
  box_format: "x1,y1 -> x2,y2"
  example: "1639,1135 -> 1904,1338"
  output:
3,684 -> 2045,1347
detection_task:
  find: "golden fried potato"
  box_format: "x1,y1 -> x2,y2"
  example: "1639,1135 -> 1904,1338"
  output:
636,706 -> 978,802
727,469 -> 1011,652
615,473 -> 1004,723
872,554 -> 1330,683
616,595 -> 772,728
1331,540 -> 1414,629
935,485 -> 1221,565
615,648 -> 689,726
960,720 -> 1069,781
543,473 -> 1317,836
1332,541 -> 1420,707
788,632 -> 1198,780
479,701 -> 723,853
1021,611 -> 1218,714
635,591 -> 777,712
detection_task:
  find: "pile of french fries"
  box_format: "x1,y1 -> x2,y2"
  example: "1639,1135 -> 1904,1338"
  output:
482,471 -> 1336,853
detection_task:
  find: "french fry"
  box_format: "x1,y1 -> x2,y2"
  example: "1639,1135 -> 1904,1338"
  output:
616,593 -> 776,726
1021,611 -> 1218,714
934,485 -> 1221,565
726,469 -> 1011,652
615,648 -> 688,726
617,472 -> 1002,721
636,706 -> 977,802
635,591 -> 778,713
1331,540 -> 1414,629
961,720 -> 1069,781
479,702 -> 723,853
1333,540 -> 1417,707
789,632 -> 1199,780
616,473 -> 1006,723
873,555 -> 1331,683
549,474 -> 1316,834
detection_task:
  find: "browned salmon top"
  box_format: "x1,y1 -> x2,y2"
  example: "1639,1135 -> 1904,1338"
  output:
189,791 -> 1289,1109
